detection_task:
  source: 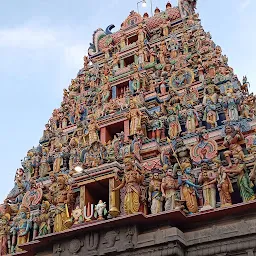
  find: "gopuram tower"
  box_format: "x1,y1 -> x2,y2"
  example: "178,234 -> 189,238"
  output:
2,1 -> 256,256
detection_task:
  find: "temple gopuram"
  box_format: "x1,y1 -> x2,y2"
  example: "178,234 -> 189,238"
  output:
2,1 -> 256,255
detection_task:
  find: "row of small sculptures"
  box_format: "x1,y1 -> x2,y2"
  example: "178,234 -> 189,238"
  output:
2,139 -> 256,254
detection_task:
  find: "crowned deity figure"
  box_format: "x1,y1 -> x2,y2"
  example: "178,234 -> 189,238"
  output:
11,205 -> 31,253
126,100 -> 143,136
214,158 -> 233,207
0,211 -> 10,255
33,201 -> 51,237
179,167 -> 199,213
167,109 -> 182,139
223,125 -> 245,168
198,161 -> 216,210
88,115 -> 100,145
52,175 -> 73,233
113,156 -> 145,215
224,157 -> 255,203
202,85 -> 219,128
148,169 -> 163,214
161,168 -> 179,211
185,106 -> 199,133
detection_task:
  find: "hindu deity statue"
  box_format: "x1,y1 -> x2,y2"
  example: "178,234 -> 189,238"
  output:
129,74 -> 141,95
179,0 -> 197,18
94,200 -> 108,220
150,112 -> 163,143
126,100 -> 142,135
0,212 -> 10,255
202,85 -> 219,128
214,158 -> 233,207
88,115 -> 100,145
166,109 -> 182,139
162,20 -> 171,37
185,105 -> 199,133
113,156 -> 145,215
161,168 -> 179,211
33,201 -> 51,236
198,161 -> 216,210
101,81 -> 111,104
224,157 -> 255,203
11,205 -> 31,253
39,147 -> 51,178
71,206 -> 84,225
158,77 -> 167,95
148,169 -> 163,214
52,175 -> 73,233
223,125 -> 245,168
179,167 -> 199,214
68,137 -> 79,171
137,23 -> 145,44
222,89 -> 240,122
167,37 -> 180,59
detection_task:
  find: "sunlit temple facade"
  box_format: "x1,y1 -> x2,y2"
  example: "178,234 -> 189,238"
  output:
1,1 -> 256,255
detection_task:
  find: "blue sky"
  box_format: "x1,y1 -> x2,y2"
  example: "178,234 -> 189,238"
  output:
0,0 -> 255,202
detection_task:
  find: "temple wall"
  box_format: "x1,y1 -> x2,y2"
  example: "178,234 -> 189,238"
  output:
34,213 -> 256,256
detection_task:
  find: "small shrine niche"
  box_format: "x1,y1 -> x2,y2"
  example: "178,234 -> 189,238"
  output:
123,55 -> 135,67
104,121 -> 125,143
127,34 -> 138,45
116,81 -> 129,98
84,179 -> 109,206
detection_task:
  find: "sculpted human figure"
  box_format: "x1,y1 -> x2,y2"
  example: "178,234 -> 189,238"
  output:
148,169 -> 163,214
126,100 -> 142,135
185,105 -> 199,133
214,159 -> 233,207
198,161 -> 216,210
88,115 -> 100,145
202,85 -> 219,128
223,125 -> 245,168
33,201 -> 51,236
0,212 -> 10,255
52,175 -> 73,233
166,109 -> 182,139
11,205 -> 31,253
94,200 -> 108,220
179,167 -> 199,213
161,168 -> 179,211
113,156 -> 144,215
225,157 -> 255,203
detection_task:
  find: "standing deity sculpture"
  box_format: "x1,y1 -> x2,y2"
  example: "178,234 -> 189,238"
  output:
148,169 -> 163,214
198,161 -> 216,210
214,158 -> 233,207
222,90 -> 240,122
33,201 -> 51,237
52,175 -> 73,233
0,211 -> 10,255
202,85 -> 219,128
166,109 -> 182,139
129,73 -> 141,95
224,157 -> 255,203
223,125 -> 245,168
185,105 -> 200,133
11,205 -> 31,253
150,112 -> 163,143
88,115 -> 100,145
126,100 -> 143,135
179,167 -> 199,214
161,168 -> 179,211
113,156 -> 145,215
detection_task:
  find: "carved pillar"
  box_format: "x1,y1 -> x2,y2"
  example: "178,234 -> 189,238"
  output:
80,185 -> 86,210
124,120 -> 130,141
112,86 -> 117,99
120,59 -> 125,69
100,127 -> 107,145
108,178 -> 120,218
